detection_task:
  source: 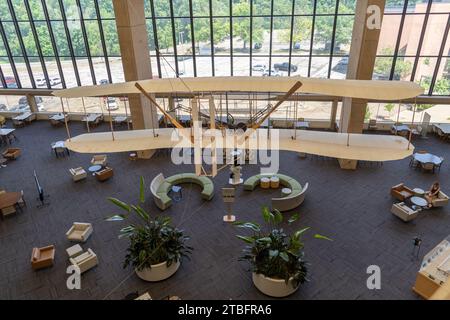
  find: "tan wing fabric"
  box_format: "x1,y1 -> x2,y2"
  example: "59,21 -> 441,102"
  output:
65,128 -> 414,162
53,76 -> 423,101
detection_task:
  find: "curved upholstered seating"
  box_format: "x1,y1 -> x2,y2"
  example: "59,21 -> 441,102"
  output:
243,174 -> 307,212
151,173 -> 214,210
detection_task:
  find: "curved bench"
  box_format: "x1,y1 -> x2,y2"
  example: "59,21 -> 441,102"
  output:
151,173 -> 214,210
243,174 -> 307,212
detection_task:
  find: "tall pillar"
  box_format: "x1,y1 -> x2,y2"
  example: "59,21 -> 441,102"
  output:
113,0 -> 158,158
27,94 -> 38,113
338,0 -> 385,169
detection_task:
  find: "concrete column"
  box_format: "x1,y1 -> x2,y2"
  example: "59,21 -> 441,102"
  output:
27,94 -> 38,113
338,0 -> 385,169
113,0 -> 158,158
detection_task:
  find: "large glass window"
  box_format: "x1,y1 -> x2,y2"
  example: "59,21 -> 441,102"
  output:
376,0 -> 450,95
146,0 -> 356,79
0,0 -> 117,89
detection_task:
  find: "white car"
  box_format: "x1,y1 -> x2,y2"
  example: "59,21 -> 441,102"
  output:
105,97 -> 118,111
49,77 -> 61,86
35,77 -> 47,87
262,69 -> 281,77
252,64 -> 266,72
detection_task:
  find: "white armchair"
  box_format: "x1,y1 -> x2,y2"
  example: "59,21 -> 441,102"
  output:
66,222 -> 93,242
391,202 -> 420,222
431,191 -> 449,207
69,248 -> 98,274
69,167 -> 87,182
91,155 -> 107,166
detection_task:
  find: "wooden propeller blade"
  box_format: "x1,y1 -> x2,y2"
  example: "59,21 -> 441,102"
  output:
135,82 -> 184,130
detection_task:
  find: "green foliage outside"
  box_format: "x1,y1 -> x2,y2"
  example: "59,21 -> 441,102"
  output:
0,0 -> 120,64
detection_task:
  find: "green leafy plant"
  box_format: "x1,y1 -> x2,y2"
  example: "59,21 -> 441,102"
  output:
106,177 -> 192,271
235,207 -> 331,288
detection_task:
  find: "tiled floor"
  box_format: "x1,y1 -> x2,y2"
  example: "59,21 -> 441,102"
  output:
0,120 -> 449,300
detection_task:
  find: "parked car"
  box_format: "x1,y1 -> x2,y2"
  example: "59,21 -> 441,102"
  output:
293,42 -> 301,50
0,104 -> 7,111
99,79 -> 109,85
274,62 -> 298,72
49,77 -> 61,86
16,96 -> 45,112
252,64 -> 266,72
19,96 -> 43,107
5,76 -> 17,88
262,69 -> 281,77
10,104 -> 44,112
333,57 -> 348,74
35,77 -> 47,87
254,42 -> 262,50
105,97 -> 118,111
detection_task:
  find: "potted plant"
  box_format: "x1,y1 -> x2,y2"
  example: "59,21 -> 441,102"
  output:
235,206 -> 331,297
106,177 -> 192,282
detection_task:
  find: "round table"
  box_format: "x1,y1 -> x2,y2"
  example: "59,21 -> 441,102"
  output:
88,165 -> 102,173
413,188 -> 425,196
413,153 -> 443,165
410,196 -> 428,207
281,188 -> 292,197
270,176 -> 280,188
260,177 -> 270,189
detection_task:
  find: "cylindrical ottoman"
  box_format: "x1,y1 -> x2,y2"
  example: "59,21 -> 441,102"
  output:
260,177 -> 270,189
270,176 -> 280,188
281,188 -> 292,197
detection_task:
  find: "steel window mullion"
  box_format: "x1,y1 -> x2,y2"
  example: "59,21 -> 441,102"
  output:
75,0 -> 96,85
7,0 -> 35,88
429,14 -> 450,95
188,0 -> 197,77
24,0 -> 51,89
40,0 -> 66,88
149,0 -> 162,78
288,0 -> 296,76
0,20 -> 21,88
249,0 -> 253,76
209,0 -> 215,76
389,0 -> 409,80
308,0 -> 317,77
168,0 -> 180,77
327,0 -> 339,78
410,0 -> 433,82
58,0 -> 81,86
0,65 -> 6,88
230,0 -> 233,76
268,0 -> 274,76
94,0 -> 112,84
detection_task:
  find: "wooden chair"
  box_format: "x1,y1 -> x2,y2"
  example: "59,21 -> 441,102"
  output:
91,154 -> 107,166
95,167 -> 114,182
390,183 -> 414,201
2,148 -> 21,160
31,245 -> 55,270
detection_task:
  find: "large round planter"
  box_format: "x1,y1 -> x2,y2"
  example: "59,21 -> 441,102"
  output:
135,260 -> 180,282
252,272 -> 299,298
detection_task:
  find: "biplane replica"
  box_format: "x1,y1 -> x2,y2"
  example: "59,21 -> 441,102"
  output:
53,76 -> 423,176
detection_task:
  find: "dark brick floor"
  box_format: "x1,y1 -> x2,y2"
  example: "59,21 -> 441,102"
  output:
0,120 -> 449,300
